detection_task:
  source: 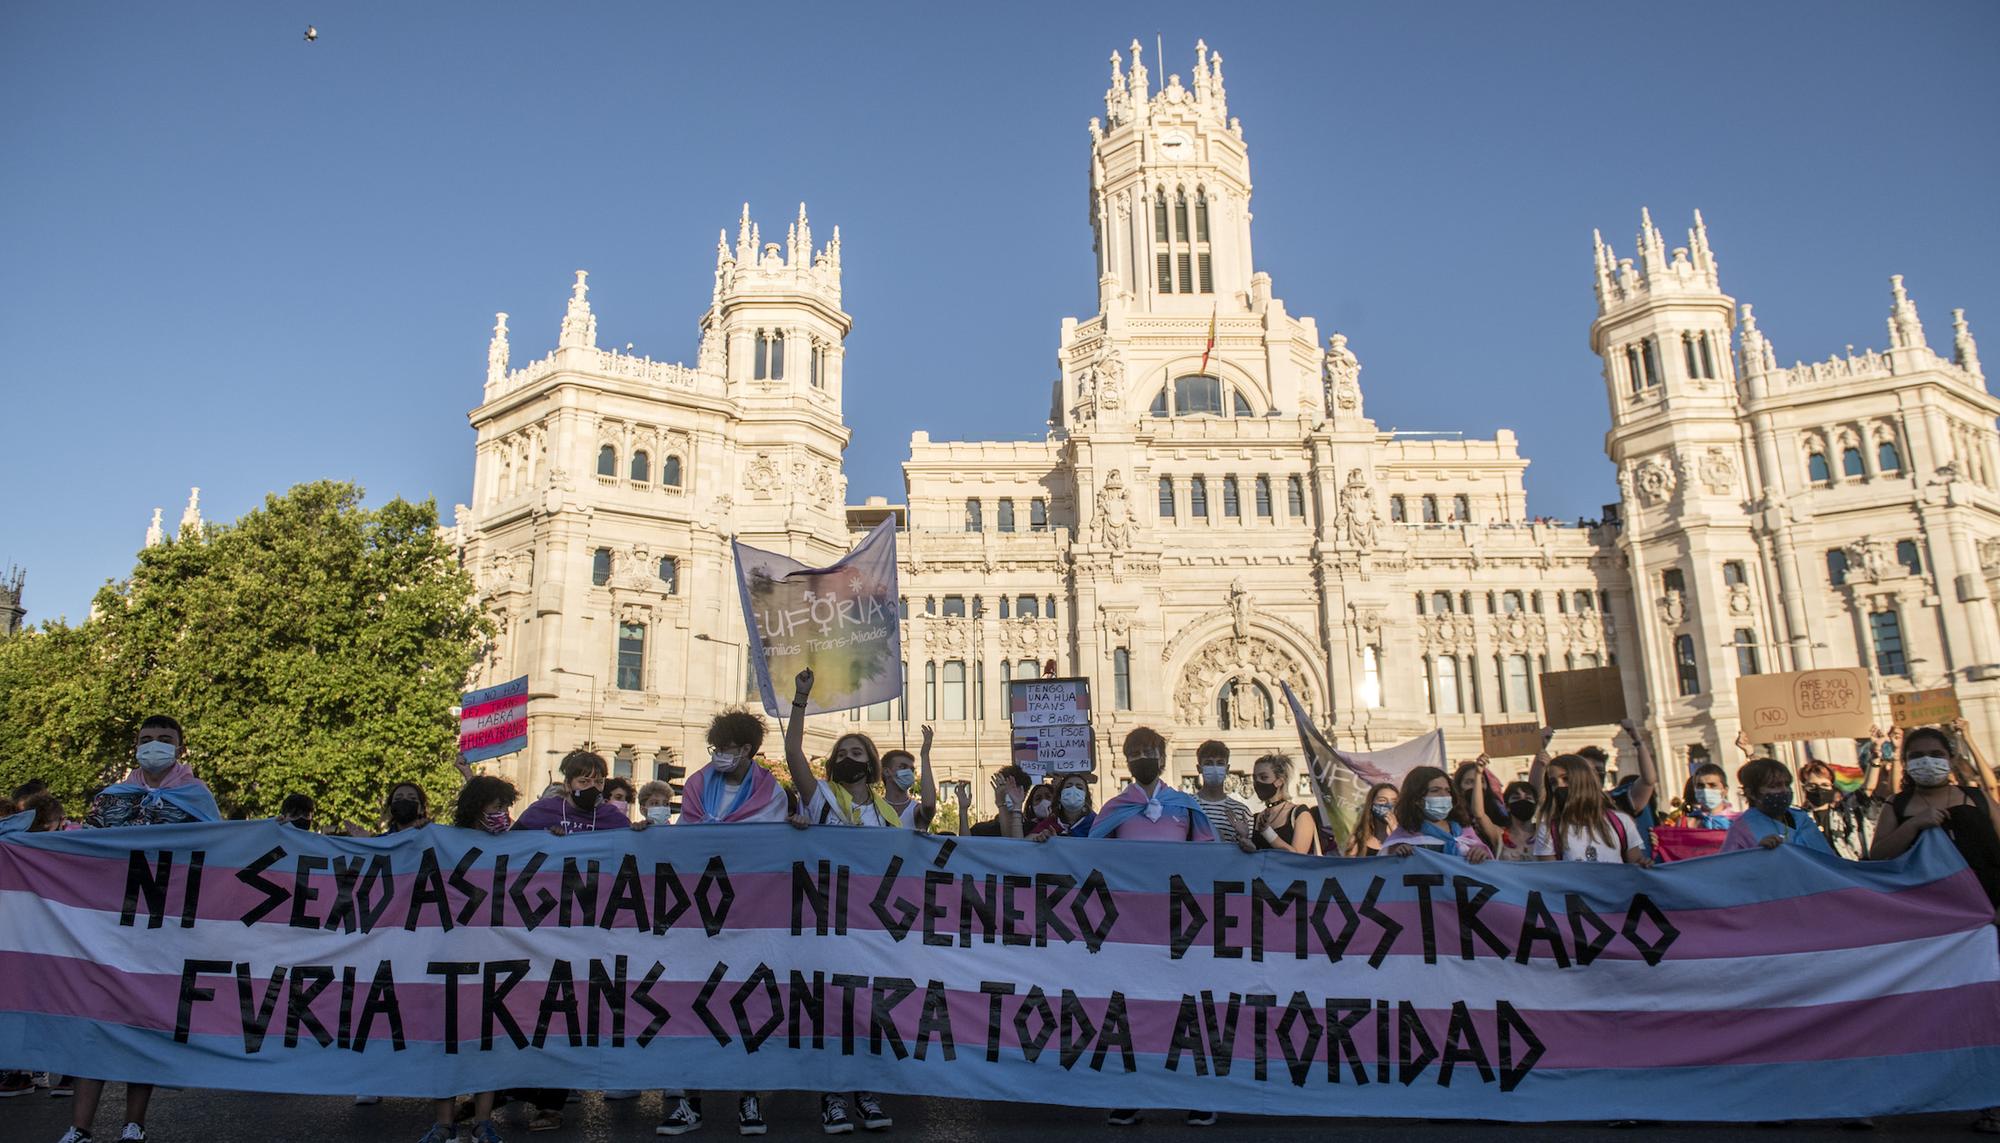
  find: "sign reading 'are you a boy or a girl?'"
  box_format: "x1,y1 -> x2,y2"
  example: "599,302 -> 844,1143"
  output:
1010,677 -> 1092,777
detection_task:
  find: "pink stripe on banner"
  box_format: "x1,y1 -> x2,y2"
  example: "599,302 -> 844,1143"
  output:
460,694 -> 527,724
2,850 -> 1989,962
2,950 -> 1996,1068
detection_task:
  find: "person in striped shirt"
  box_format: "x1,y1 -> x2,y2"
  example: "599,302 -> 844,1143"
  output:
1192,739 -> 1255,853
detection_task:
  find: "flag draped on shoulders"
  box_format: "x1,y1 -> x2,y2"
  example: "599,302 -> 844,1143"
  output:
96,765 -> 221,824
1088,783 -> 1215,840
680,764 -> 784,824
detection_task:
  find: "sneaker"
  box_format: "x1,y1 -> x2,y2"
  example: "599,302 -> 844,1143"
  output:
820,1094 -> 855,1135
118,1127 -> 146,1143
657,1096 -> 702,1136
416,1127 -> 456,1143
1186,1110 -> 1218,1127
737,1096 -> 767,1137
470,1121 -> 505,1143
56,1130 -> 92,1143
1106,1109 -> 1141,1126
605,1090 -> 640,1101
526,1109 -> 562,1133
355,1095 -> 382,1106
854,1092 -> 891,1131
0,1072 -> 32,1097
48,1077 -> 74,1098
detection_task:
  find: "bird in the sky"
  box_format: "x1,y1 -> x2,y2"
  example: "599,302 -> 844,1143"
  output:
304,26 -> 318,43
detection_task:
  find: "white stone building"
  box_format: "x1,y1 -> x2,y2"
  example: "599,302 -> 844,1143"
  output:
450,39 -> 1997,806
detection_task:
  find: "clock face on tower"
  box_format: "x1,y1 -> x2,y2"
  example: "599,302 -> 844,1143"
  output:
1159,130 -> 1191,160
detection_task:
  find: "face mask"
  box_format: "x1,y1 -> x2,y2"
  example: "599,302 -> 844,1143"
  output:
1756,791 -> 1792,819
1422,795 -> 1454,821
1804,786 -> 1836,808
480,810 -> 512,835
1029,800 -> 1052,819
389,799 -> 421,825
1507,798 -> 1537,821
710,748 -> 749,776
889,768 -> 918,791
285,817 -> 312,830
829,757 -> 871,785
1550,787 -> 1570,811
1253,780 -> 1280,803
1200,765 -> 1227,786
135,740 -> 178,773
645,805 -> 673,826
1695,788 -> 1726,811
1060,787 -> 1087,812
1128,757 -> 1163,786
572,786 -> 601,811
1370,801 -> 1393,820
1907,753 -> 1953,787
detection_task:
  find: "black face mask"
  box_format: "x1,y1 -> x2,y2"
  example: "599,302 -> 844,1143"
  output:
1253,780 -> 1280,803
1550,787 -> 1570,811
829,757 -> 871,785
1507,798 -> 1537,821
572,787 -> 601,811
1804,786 -> 1837,808
286,817 -> 312,830
1128,758 -> 1163,787
388,799 -> 421,825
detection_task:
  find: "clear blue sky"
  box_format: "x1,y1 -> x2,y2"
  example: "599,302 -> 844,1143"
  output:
4,2 -> 1996,625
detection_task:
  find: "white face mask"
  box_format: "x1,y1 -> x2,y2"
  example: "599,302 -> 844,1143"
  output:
889,768 -> 918,791
1200,764 -> 1227,787
645,805 -> 673,826
710,747 -> 748,776
1422,794 -> 1455,821
1029,800 -> 1052,819
1695,787 -> 1727,811
1060,787 -> 1087,812
1906,753 -> 1953,787
135,740 -> 178,773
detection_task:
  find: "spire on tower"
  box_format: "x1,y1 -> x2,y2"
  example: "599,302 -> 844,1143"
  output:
1637,207 -> 1667,278
1887,274 -> 1928,350
736,203 -> 754,263
1739,304 -> 1775,377
1592,228 -> 1614,306
179,488 -> 203,538
145,507 -> 164,548
1128,39 -> 1149,111
487,312 -> 510,386
1955,307 -> 1984,379
559,270 -> 597,349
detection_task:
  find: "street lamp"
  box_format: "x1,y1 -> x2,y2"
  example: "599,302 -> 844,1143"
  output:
549,668 -> 598,749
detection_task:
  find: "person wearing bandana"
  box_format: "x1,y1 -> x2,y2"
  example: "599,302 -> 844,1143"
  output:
62,716 -> 219,1143
513,750 -> 631,835
783,669 -> 900,1134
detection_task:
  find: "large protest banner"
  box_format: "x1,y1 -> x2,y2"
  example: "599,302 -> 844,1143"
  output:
734,520 -> 902,718
4,817 -> 1996,1120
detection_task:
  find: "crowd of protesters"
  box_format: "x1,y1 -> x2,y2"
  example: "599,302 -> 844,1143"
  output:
6,678 -> 2000,1142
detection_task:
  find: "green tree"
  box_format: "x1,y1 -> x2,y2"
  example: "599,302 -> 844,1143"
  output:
0,482 -> 487,826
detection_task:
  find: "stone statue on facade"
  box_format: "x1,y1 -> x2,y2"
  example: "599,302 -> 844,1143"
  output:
1229,578 -> 1252,643
1337,469 -> 1378,550
1094,468 -> 1136,550
1325,333 -> 1361,415
1093,343 -> 1125,411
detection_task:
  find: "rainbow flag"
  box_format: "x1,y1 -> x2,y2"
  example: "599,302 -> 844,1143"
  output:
1828,759 -> 1867,794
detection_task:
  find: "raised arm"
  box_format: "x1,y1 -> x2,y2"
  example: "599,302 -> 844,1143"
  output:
1463,756 -> 1504,850
1527,727 -> 1556,791
785,669 -> 820,806
1734,729 -> 1754,759
917,724 -> 940,820
1621,720 -> 1657,812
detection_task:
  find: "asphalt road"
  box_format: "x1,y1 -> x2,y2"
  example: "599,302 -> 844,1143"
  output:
3,1086 -> 1988,1142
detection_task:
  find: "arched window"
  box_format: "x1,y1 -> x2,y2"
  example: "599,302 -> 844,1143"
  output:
657,556 -> 678,594
1572,590 -> 1595,612
1430,591 -> 1454,614
1501,591 -> 1524,614
1194,191 -> 1210,241
1173,374 -> 1224,416
1698,332 -> 1717,379
997,499 -> 1016,533
999,596 -> 1011,619
591,547 -> 611,586
663,455 -> 682,487
1842,446 -> 1865,478
1158,477 -> 1175,520
1674,634 -> 1701,696
1723,560 -> 1747,587
1254,476 -> 1273,518
1643,337 -> 1663,388
1216,678 -> 1275,731
629,450 -> 650,482
964,498 -> 983,532
597,444 -> 617,477
1807,452 -> 1831,485
1626,345 -> 1645,394
1150,388 -> 1168,416
1030,499 -> 1048,531
1683,333 -> 1701,379
1421,495 -> 1439,523
1015,595 -> 1039,619
1878,440 -> 1903,473
1287,476 -> 1307,520
1451,494 -> 1470,522
1390,496 -> 1406,523
1190,477 -> 1209,518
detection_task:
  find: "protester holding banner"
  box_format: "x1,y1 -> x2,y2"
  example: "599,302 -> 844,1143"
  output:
634,781 -> 675,826
1801,758 -> 1873,860
602,776 -> 636,821
1496,779 -> 1540,861
1028,771 -> 1096,840
783,670 -> 898,1133
513,750 -> 629,835
1872,724 -> 2000,912
1450,760 -> 1507,851
878,724 -> 938,831
61,715 -> 220,1143
380,780 -> 432,835
1382,766 -> 1493,862
1192,740 -> 1254,850
1249,753 -> 1318,854
1534,755 -> 1649,865
1345,782 -> 1399,857
1719,757 -> 1834,854
1651,758 -> 1736,862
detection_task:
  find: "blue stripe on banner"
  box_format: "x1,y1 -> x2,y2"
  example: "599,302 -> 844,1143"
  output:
460,675 -> 528,708
2,1012 -> 1995,1119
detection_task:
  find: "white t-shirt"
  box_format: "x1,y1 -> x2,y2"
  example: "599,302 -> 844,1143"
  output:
1531,810 -> 1639,863
807,784 -> 889,828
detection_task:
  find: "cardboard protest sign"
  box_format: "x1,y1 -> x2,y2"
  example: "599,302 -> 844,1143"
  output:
1540,667 -> 1627,730
1008,677 -> 1092,777
1482,721 -> 1545,759
1890,686 -> 1961,730
733,520 -> 902,717
459,675 -> 528,762
1736,668 -> 1873,742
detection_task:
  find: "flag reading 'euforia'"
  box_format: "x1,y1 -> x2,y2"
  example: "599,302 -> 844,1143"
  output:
733,519 -> 902,718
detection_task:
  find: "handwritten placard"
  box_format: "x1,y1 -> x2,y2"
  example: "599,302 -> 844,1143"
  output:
1736,668 -> 1873,742
1889,686 -> 1961,730
1011,723 -> 1094,778
1008,678 -> 1092,729
1540,667 -> 1627,730
1481,721 -> 1545,759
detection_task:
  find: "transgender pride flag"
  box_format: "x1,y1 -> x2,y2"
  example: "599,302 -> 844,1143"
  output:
0,816 -> 1996,1119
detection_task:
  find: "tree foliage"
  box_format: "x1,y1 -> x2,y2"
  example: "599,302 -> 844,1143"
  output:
0,482 -> 487,826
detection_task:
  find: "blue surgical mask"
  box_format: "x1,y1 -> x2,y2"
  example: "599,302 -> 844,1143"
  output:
1695,788 -> 1726,811
1060,787 -> 1087,812
889,768 -> 917,791
135,741 -> 178,773
1906,754 -> 1953,788
1422,795 -> 1454,821
1200,764 -> 1227,787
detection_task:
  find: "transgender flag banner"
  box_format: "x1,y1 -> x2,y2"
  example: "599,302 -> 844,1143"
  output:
1,814 -> 1996,1119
